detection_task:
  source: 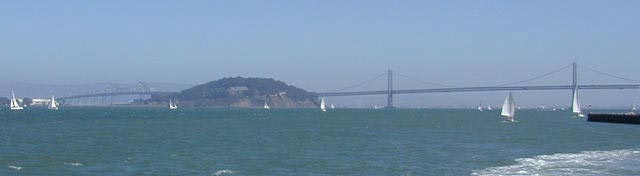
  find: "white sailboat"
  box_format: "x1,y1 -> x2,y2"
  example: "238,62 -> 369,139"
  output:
320,97 -> 326,112
477,104 -> 484,112
487,105 -> 493,111
263,101 -> 270,109
330,104 -> 335,109
48,95 -> 58,110
10,90 -> 23,110
571,86 -> 584,117
169,99 -> 178,109
500,91 -> 516,122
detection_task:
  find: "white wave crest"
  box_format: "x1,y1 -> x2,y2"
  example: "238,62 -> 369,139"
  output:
7,165 -> 22,170
472,149 -> 640,176
64,162 -> 83,166
213,169 -> 235,176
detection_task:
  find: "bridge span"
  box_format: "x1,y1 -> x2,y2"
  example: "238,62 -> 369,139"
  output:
58,91 -> 177,101
57,84 -> 640,101
57,62 -> 638,108
318,84 -> 640,97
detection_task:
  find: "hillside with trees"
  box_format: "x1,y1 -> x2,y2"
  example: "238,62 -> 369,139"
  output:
150,77 -> 318,108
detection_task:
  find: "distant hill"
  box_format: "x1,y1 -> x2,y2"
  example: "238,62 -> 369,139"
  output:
151,77 -> 318,108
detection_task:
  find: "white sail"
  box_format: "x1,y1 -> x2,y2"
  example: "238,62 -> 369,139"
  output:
572,86 -> 582,116
10,97 -> 16,108
330,104 -> 335,109
500,91 -> 515,119
10,90 -> 23,110
487,105 -> 493,111
263,101 -> 270,109
477,105 -> 483,111
320,97 -> 326,112
169,99 -> 177,109
11,91 -> 16,107
10,95 -> 16,107
48,95 -> 58,110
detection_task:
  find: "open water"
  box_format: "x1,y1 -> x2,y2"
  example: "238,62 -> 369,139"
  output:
1,108 -> 639,175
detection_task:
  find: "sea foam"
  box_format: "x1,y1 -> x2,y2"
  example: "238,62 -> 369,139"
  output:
64,162 -> 83,166
212,169 -> 235,176
7,165 -> 22,170
472,149 -> 640,176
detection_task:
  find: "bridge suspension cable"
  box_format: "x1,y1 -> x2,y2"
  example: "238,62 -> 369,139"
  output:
394,72 -> 457,87
492,63 -> 573,87
578,64 -> 639,83
327,72 -> 388,92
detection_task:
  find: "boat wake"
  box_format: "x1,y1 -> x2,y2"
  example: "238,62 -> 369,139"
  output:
212,169 -> 235,176
64,162 -> 83,166
7,165 -> 22,170
472,149 -> 640,176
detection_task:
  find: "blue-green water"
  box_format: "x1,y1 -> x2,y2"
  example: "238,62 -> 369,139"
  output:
1,108 -> 640,175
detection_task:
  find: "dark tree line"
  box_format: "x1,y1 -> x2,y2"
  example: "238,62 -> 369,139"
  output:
23,97 -> 32,106
0,97 -> 9,106
178,77 -> 317,101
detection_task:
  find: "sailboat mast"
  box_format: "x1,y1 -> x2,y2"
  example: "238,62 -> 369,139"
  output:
10,96 -> 15,107
571,62 -> 582,114
320,97 -> 326,111
572,88 -> 581,113
11,91 -> 17,107
501,91 -> 515,118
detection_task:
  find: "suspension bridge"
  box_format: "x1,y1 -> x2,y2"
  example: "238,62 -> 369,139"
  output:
317,62 -> 640,108
57,82 -> 175,105
58,62 -> 640,107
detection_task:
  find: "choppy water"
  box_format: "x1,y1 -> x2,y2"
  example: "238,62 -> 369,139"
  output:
1,108 -> 639,175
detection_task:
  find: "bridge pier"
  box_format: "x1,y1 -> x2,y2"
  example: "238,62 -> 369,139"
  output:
387,69 -> 394,108
572,62 -> 578,105
572,62 -> 578,90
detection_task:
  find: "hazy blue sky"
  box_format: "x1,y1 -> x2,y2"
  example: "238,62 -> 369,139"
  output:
1,1 -> 640,107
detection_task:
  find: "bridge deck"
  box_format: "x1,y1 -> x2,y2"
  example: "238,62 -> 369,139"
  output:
318,84 -> 640,97
58,91 -> 177,100
57,84 -> 640,100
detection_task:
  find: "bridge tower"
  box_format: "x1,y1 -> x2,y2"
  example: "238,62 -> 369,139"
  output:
135,82 -> 151,102
387,69 -> 394,108
572,62 -> 578,90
